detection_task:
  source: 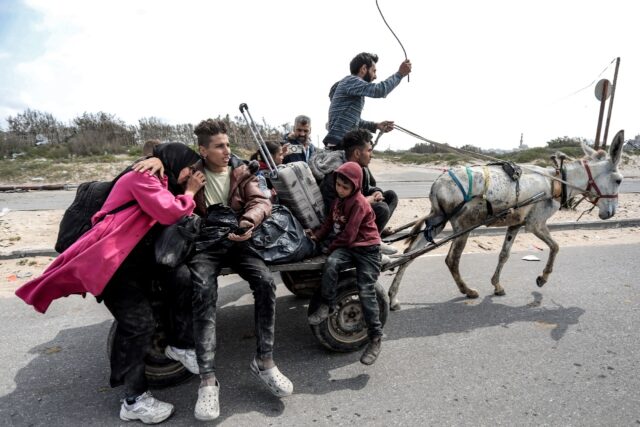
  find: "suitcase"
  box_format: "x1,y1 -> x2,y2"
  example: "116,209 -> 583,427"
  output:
239,103 -> 325,229
270,161 -> 325,229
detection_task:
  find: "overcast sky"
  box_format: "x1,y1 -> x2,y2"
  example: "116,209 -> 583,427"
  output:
1,0 -> 638,151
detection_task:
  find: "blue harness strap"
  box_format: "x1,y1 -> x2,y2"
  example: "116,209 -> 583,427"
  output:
448,167 -> 474,203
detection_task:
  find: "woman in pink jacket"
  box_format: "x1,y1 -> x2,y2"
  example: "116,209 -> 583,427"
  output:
15,143 -> 205,424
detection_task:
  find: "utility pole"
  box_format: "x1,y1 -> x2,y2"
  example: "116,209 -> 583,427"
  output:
602,57 -> 621,150
594,79 -> 611,151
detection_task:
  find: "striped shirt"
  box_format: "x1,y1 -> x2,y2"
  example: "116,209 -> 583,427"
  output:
324,72 -> 404,147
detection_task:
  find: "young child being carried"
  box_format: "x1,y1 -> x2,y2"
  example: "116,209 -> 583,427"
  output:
306,161 -> 383,365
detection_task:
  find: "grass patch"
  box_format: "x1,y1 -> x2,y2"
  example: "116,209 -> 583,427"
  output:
376,145 -> 586,167
0,155 -> 140,184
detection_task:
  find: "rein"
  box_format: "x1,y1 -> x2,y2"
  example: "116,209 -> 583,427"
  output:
392,124 -> 616,205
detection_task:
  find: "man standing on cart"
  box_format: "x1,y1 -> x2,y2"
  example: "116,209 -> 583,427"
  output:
323,52 -> 412,150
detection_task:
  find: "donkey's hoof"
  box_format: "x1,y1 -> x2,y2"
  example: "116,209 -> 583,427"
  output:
494,289 -> 506,296
466,289 -> 479,299
536,276 -> 547,287
390,299 -> 402,311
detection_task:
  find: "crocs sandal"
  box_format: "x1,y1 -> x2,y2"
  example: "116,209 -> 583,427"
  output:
194,382 -> 220,421
249,359 -> 293,397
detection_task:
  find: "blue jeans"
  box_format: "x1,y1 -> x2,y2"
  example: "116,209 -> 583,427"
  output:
320,245 -> 382,338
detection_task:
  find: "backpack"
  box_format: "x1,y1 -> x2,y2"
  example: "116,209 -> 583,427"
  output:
55,170 -> 135,253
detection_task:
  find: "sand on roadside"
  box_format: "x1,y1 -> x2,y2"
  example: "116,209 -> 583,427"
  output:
2,158 -> 640,293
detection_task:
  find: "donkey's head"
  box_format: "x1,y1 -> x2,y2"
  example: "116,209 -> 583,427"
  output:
580,130 -> 624,219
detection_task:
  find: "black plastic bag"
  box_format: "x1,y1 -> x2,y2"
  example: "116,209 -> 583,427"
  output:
155,215 -> 202,267
194,204 -> 239,252
250,205 -> 316,264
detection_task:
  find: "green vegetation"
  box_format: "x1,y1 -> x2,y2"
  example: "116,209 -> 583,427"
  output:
0,108 -> 280,183
2,108 -> 636,184
377,136 -> 591,168
0,108 -> 282,160
375,151 -> 465,166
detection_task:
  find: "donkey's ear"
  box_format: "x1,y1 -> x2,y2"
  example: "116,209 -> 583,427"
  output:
609,130 -> 624,167
581,142 -> 597,159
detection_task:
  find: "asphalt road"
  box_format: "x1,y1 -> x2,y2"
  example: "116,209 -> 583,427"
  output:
2,177 -> 640,211
1,244 -> 638,425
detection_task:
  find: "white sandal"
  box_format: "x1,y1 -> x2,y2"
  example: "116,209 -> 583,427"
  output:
250,359 -> 293,397
194,382 -> 220,421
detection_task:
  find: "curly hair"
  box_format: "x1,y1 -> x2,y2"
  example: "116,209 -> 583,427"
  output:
194,119 -> 228,147
343,129 -> 373,158
349,52 -> 378,75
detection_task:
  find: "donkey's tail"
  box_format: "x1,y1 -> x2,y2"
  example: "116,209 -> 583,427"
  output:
404,207 -> 448,250
424,213 -> 448,243
422,193 -> 450,243
404,214 -> 428,250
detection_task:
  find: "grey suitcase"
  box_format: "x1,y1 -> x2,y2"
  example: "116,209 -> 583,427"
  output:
270,161 -> 325,229
239,103 -> 325,229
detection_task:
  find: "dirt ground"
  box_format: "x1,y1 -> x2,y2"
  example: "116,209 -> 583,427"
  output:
1,157 -> 639,294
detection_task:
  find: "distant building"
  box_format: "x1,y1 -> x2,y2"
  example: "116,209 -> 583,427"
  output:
517,133 -> 528,150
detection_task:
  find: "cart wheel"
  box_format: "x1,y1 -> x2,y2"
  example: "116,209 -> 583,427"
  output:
107,320 -> 194,388
308,276 -> 389,352
281,270 -> 321,299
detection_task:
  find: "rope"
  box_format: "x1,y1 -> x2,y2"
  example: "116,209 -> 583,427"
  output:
551,57 -> 617,104
375,0 -> 409,82
392,124 -> 588,193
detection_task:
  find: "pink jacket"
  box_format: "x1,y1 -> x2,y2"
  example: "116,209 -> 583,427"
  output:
15,171 -> 196,313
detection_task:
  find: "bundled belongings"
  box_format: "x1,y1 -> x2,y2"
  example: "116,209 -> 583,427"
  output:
154,215 -> 202,267
250,205 -> 316,264
194,203 -> 239,252
308,149 -> 346,182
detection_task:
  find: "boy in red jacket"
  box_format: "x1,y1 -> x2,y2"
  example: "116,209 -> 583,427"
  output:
307,161 -> 383,365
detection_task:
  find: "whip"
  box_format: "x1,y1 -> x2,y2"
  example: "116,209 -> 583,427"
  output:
375,0 -> 409,82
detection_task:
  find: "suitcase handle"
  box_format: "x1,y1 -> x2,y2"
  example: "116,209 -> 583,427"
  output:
238,103 -> 278,178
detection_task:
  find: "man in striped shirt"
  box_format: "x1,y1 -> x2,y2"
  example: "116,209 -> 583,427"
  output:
323,52 -> 412,150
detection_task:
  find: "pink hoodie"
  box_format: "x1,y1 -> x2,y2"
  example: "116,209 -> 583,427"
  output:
15,171 -> 195,313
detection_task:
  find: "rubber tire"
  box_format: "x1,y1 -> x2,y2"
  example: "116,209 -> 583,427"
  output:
107,320 -> 194,389
281,270 -> 321,299
308,274 -> 389,353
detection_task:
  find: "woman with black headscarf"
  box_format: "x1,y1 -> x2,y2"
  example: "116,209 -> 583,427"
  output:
16,143 -> 205,424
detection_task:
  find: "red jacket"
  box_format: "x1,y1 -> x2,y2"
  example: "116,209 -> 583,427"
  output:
314,161 -> 381,252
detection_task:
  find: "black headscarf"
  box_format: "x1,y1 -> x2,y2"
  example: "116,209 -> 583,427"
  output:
152,143 -> 200,195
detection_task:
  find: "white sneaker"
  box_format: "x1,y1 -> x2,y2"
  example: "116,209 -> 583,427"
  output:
120,391 -> 174,424
194,382 -> 220,421
380,242 -> 398,255
165,346 -> 199,374
381,254 -> 392,266
250,359 -> 293,397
